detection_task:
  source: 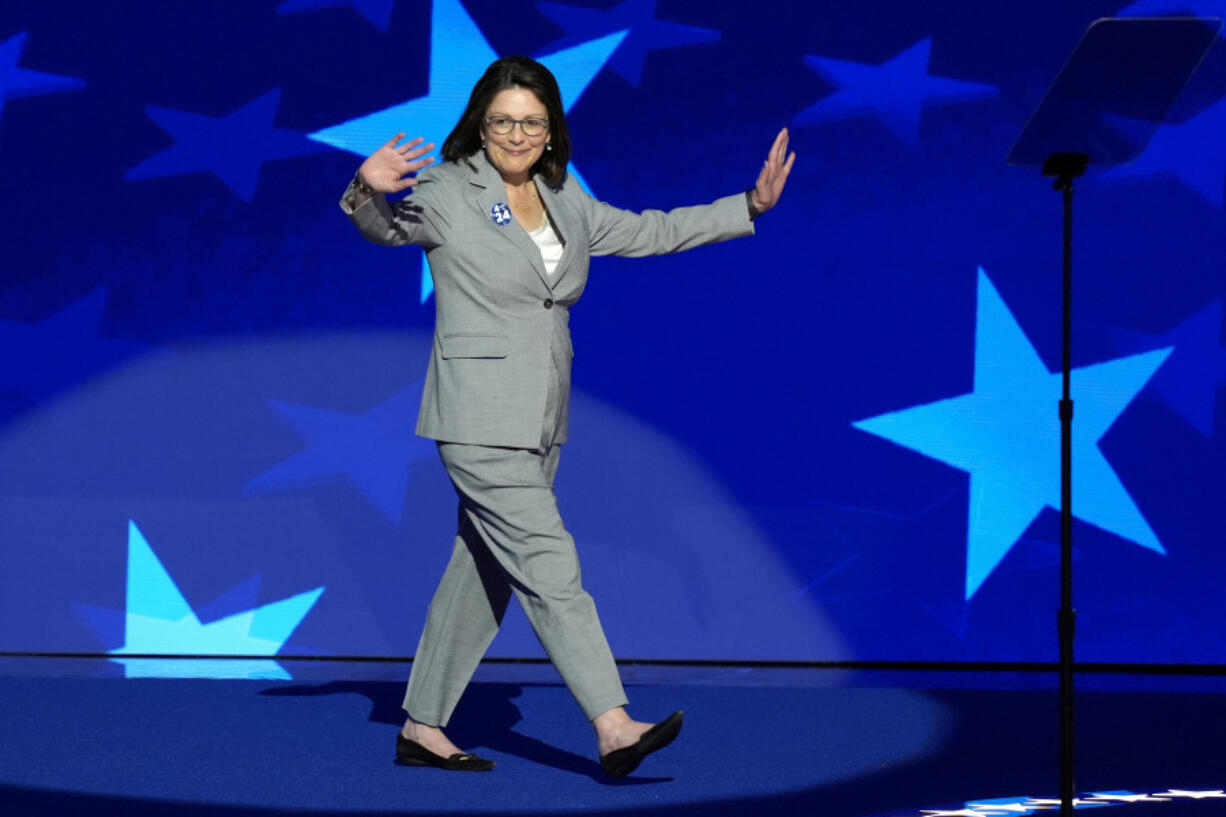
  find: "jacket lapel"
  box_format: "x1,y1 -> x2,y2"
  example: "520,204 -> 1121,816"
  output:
466,153 -> 552,291
537,176 -> 579,289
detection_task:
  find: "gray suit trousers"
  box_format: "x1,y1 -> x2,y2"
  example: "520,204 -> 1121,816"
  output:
402,438 -> 628,726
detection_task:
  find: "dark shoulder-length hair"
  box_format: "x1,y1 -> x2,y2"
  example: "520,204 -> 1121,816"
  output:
442,56 -> 572,187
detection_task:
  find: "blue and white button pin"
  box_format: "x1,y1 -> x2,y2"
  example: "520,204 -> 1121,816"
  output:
490,202 -> 512,226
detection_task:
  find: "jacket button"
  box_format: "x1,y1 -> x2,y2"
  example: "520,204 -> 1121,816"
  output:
543,298 -> 554,309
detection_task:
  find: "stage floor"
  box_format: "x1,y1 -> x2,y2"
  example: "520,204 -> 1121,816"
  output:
1,657 -> 1224,816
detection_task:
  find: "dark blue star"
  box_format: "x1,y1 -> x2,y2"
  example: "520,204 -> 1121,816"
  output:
537,0 -> 719,87
1102,92 -> 1226,208
1117,0 -> 1226,18
803,489 -> 972,637
126,89 -> 330,202
0,288 -> 147,403
1112,300 -> 1224,437
277,0 -> 396,32
796,38 -> 998,145
0,31 -> 85,122
243,382 -> 437,523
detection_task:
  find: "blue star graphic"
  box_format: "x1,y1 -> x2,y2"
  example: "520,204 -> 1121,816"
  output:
243,382 -> 437,523
0,288 -> 147,403
126,89 -> 330,202
309,0 -> 627,301
796,38 -> 998,145
1101,91 -> 1226,207
0,31 -> 85,123
277,0 -> 396,31
1117,0 -> 1226,18
103,521 -> 323,679
853,268 -> 1170,599
805,489 -> 975,637
537,0 -> 719,87
966,795 -> 1048,814
1112,300 -> 1223,437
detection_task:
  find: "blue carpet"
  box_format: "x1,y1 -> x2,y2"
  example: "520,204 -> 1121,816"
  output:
1,669 -> 1224,816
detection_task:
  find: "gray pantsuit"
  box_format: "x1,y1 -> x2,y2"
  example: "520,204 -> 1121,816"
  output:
406,442 -> 627,724
341,150 -> 754,725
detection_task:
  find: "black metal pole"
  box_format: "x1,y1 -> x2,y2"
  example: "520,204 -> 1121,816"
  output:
1042,151 -> 1086,817
1058,176 -> 1076,817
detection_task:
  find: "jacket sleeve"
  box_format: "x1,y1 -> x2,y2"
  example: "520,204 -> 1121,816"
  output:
338,172 -> 448,250
579,189 -> 754,258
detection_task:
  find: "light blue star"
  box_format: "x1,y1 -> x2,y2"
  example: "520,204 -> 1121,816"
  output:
0,31 -> 85,123
796,38 -> 998,145
108,521 -> 324,679
853,268 -> 1170,599
537,0 -> 719,87
243,382 -> 437,523
126,89 -> 330,202
277,0 -> 396,31
109,657 -> 303,680
1101,92 -> 1226,207
309,0 -> 627,301
965,795 -> 1052,814
0,288 -> 146,402
1112,300 -> 1223,436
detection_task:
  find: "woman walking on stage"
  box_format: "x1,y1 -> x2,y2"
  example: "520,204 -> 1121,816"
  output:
341,55 -> 793,777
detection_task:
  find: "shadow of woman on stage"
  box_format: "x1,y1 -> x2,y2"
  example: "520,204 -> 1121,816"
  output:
260,679 -> 668,785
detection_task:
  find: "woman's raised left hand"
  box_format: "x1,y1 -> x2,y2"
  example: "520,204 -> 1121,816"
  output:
750,128 -> 796,215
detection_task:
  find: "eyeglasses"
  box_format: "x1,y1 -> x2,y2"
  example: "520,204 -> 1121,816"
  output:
485,116 -> 549,137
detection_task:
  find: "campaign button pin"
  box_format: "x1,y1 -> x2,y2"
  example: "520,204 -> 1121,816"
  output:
490,202 -> 512,226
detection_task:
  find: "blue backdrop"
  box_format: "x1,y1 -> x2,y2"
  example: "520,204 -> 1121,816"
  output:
2,0 -> 1224,674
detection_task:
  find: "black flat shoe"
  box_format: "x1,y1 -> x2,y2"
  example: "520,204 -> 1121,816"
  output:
600,710 -> 683,779
395,732 -> 495,771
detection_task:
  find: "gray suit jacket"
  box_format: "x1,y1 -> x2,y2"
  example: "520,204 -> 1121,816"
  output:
342,151 -> 754,449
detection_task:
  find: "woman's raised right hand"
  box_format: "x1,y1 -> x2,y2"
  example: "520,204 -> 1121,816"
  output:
358,133 -> 435,194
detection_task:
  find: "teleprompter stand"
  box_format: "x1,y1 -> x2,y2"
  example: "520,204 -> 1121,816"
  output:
1006,16 -> 1220,816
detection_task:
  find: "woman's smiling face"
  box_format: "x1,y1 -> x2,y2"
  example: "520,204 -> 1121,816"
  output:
482,87 -> 551,184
